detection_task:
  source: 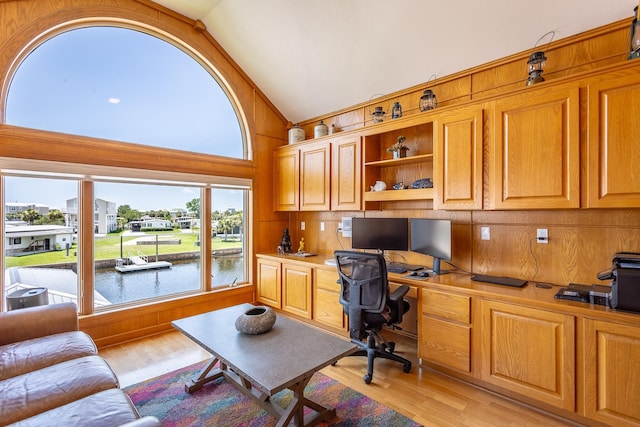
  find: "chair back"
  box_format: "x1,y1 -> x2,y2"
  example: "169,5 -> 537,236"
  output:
335,250 -> 388,312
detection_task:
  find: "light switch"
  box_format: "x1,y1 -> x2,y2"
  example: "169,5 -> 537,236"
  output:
481,226 -> 490,240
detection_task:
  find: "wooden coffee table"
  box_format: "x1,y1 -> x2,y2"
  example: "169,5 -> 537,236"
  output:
171,303 -> 357,427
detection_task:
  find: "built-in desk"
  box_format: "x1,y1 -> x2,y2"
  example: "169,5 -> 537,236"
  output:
256,253 -> 640,427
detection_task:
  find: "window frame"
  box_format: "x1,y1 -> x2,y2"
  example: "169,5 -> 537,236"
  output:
0,18 -> 255,314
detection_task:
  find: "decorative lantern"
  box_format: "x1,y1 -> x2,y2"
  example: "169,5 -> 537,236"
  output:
526,31 -> 554,86
630,6 -> 640,59
526,51 -> 547,86
391,102 -> 402,119
371,106 -> 386,123
419,89 -> 437,112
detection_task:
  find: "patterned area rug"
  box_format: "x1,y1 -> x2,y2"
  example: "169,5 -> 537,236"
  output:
125,361 -> 422,427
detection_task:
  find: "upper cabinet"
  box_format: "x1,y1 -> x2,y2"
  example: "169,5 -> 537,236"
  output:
489,84 -> 580,209
274,145 -> 299,211
299,140 -> 331,211
433,106 -> 484,210
274,140 -> 330,211
586,72 -> 640,208
331,135 -> 362,211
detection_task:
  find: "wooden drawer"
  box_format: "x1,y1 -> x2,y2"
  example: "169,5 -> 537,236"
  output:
315,268 -> 340,292
421,315 -> 471,372
422,288 -> 470,324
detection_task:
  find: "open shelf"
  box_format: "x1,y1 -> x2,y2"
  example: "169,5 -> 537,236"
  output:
363,188 -> 433,202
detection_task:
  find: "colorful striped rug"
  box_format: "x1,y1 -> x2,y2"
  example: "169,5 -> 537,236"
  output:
124,361 -> 421,427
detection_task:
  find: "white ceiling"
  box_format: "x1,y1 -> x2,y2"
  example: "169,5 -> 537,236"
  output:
154,0 -> 635,124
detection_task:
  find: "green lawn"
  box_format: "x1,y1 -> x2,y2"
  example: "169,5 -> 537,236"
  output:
5,231 -> 243,268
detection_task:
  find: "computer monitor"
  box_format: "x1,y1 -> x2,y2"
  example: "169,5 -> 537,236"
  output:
410,218 -> 451,275
351,217 -> 408,254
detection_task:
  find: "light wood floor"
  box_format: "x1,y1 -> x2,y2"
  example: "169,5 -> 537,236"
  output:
100,329 -> 577,427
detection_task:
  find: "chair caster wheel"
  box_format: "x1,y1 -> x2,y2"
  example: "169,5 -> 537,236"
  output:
388,342 -> 395,353
331,361 -> 337,366
363,374 -> 372,384
403,362 -> 411,373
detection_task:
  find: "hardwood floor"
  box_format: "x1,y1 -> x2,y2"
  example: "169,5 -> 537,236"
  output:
101,328 -> 576,427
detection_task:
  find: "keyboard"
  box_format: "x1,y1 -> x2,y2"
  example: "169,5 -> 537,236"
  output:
386,263 -> 408,274
471,274 -> 528,288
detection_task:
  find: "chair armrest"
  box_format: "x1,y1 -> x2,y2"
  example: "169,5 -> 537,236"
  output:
120,416 -> 162,427
389,284 -> 410,302
0,302 -> 78,346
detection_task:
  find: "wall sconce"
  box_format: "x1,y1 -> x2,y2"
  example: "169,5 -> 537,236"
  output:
391,102 -> 403,119
369,94 -> 386,124
419,75 -> 437,112
629,6 -> 640,59
526,31 -> 554,86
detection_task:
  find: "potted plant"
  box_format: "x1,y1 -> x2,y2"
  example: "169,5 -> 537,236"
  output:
387,135 -> 409,159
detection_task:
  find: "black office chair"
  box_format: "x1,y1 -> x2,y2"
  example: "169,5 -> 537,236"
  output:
334,250 -> 412,384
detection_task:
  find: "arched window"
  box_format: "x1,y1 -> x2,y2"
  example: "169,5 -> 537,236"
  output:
6,26 -> 244,158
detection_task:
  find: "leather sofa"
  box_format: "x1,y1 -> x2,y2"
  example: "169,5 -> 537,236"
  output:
0,302 -> 160,426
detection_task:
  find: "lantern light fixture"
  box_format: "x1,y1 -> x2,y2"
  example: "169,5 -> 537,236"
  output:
368,94 -> 387,124
526,31 -> 554,86
629,6 -> 640,59
391,101 -> 403,119
419,74 -> 438,112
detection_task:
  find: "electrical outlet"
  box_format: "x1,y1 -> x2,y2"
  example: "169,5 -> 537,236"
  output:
320,222 -> 325,232
537,228 -> 548,244
341,217 -> 352,237
300,221 -> 305,231
481,226 -> 490,241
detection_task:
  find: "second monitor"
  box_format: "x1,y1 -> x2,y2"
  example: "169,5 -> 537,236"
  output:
410,218 -> 452,275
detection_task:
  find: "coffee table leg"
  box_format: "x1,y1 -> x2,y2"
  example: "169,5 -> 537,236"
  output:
276,375 -> 337,427
185,357 -> 224,393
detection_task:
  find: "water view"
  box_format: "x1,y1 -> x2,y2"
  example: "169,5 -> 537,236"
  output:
95,257 -> 244,304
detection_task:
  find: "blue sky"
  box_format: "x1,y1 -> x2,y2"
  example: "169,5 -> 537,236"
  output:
5,176 -> 243,213
4,26 -> 246,212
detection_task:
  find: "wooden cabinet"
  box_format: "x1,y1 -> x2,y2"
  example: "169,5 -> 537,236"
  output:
331,135 -> 362,211
313,268 -> 346,330
418,288 -> 471,373
274,141 -> 330,211
582,318 -> 640,426
433,106 -> 484,210
256,257 -> 281,308
274,146 -> 299,211
300,141 -> 331,211
587,73 -> 640,208
490,84 -> 580,209
480,300 -> 575,411
282,264 -> 312,318
362,119 -> 434,208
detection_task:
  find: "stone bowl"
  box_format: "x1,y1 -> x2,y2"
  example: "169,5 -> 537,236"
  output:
235,306 -> 276,335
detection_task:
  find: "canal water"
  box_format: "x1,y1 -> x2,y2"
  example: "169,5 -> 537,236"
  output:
95,257 -> 244,304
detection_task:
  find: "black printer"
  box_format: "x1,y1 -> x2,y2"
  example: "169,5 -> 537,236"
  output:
598,252 -> 640,313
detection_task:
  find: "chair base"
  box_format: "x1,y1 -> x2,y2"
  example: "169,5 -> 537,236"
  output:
347,330 -> 412,384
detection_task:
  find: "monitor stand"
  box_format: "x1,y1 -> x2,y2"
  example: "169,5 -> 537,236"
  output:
432,257 -> 451,275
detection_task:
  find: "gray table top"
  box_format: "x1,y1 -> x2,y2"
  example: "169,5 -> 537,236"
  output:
172,303 -> 357,395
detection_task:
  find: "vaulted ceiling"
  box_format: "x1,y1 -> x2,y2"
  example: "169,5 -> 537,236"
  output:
154,0 -> 635,123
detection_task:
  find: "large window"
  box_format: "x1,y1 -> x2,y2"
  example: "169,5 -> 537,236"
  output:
2,22 -> 251,312
6,26 -> 244,158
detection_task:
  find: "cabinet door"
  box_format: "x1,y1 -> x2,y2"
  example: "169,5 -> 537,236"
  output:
282,264 -> 312,318
582,319 -> 640,426
313,268 -> 346,330
433,106 -> 484,210
274,146 -> 299,211
331,136 -> 361,211
480,300 -> 575,411
587,74 -> 640,207
256,258 -> 281,308
490,85 -> 580,209
300,141 -> 330,211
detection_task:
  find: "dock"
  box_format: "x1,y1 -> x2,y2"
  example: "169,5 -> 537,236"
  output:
115,254 -> 172,273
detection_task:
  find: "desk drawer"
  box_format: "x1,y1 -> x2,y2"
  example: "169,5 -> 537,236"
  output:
422,288 -> 470,324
